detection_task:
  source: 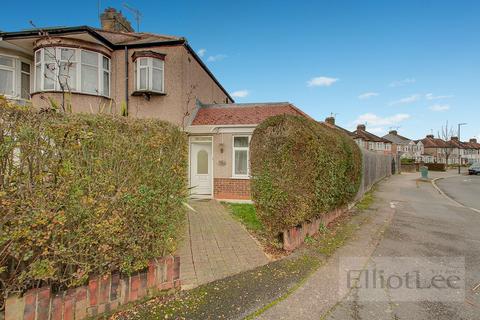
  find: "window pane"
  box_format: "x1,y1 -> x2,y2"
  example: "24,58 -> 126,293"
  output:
103,71 -> 109,96
103,56 -> 109,70
21,62 -> 30,73
35,50 -> 41,62
21,72 -> 30,99
0,55 -> 14,67
197,150 -> 208,174
59,62 -> 76,90
81,65 -> 98,93
35,64 -> 41,91
152,68 -> 162,92
152,58 -> 163,68
44,48 -> 55,62
139,58 -> 147,66
61,48 -> 75,61
139,68 -> 147,90
0,69 -> 14,95
235,150 -> 248,175
234,137 -> 249,147
81,50 -> 97,65
44,63 -> 56,90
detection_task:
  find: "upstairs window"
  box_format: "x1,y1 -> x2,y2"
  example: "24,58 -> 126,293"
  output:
0,55 -> 31,99
34,47 -> 110,97
135,57 -> 164,93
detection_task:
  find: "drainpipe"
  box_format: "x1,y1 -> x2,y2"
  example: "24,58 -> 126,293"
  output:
124,46 -> 129,116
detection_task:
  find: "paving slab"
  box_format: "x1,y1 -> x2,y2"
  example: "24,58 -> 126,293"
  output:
177,199 -> 269,289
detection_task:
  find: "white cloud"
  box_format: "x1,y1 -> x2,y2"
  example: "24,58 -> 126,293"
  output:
353,113 -> 411,126
207,54 -> 227,62
429,104 -> 450,112
197,48 -> 207,57
307,76 -> 339,87
231,90 -> 249,98
389,78 -> 416,87
358,92 -> 379,100
389,94 -> 421,106
425,93 -> 453,100
368,127 -> 386,134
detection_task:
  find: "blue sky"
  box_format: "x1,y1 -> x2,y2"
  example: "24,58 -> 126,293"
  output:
2,0 -> 479,140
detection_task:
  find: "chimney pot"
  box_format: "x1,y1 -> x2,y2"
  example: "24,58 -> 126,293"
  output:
357,124 -> 366,131
325,117 -> 335,125
100,7 -> 134,32
451,136 -> 459,141
470,138 -> 477,143
389,130 -> 397,135
426,134 -> 434,139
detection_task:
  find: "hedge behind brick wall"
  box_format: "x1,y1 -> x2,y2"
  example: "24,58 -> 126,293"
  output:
0,98 -> 188,308
250,115 -> 362,237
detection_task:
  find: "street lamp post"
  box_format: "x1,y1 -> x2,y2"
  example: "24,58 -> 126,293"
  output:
458,123 -> 467,174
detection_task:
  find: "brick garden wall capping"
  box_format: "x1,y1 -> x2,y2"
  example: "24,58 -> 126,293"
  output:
283,149 -> 394,251
4,255 -> 180,320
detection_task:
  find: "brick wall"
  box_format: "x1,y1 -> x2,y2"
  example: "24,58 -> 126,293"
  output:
283,207 -> 346,251
4,255 -> 180,320
214,178 -> 251,200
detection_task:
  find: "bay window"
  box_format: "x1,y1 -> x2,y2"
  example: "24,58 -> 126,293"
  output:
135,57 -> 164,93
233,136 -> 250,177
0,54 -> 31,99
34,47 -> 110,97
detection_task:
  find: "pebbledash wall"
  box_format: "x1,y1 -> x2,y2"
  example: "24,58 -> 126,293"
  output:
283,149 -> 395,251
4,255 -> 180,320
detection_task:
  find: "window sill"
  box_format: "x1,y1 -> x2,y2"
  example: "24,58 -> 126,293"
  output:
231,175 -> 250,180
31,91 -> 111,99
131,90 -> 166,97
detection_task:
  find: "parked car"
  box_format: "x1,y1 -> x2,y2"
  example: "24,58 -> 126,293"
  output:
468,164 -> 480,175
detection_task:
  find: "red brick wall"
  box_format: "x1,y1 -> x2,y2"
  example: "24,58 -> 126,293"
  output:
4,256 -> 180,320
214,178 -> 251,200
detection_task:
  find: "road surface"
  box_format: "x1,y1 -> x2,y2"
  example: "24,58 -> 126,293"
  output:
436,175 -> 480,211
257,172 -> 480,320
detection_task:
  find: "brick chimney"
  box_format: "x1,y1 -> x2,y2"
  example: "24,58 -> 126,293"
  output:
426,134 -> 434,139
100,8 -> 134,32
389,130 -> 397,135
470,138 -> 478,144
357,124 -> 366,131
451,136 -> 459,141
325,117 -> 335,126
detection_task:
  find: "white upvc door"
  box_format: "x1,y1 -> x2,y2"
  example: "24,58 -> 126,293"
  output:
190,141 -> 212,196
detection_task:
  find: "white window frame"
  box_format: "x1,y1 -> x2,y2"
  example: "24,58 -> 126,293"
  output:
20,61 -> 31,99
232,135 -> 250,178
135,57 -> 165,93
33,47 -> 110,97
0,54 -> 16,98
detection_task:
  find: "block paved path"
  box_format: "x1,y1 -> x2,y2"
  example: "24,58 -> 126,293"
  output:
177,200 -> 269,289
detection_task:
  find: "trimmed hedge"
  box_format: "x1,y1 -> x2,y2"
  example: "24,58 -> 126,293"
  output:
250,115 -> 362,237
0,98 -> 188,306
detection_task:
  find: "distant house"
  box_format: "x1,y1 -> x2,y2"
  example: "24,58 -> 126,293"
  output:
352,124 -> 392,154
464,139 -> 480,164
418,135 -> 452,164
383,130 -> 424,161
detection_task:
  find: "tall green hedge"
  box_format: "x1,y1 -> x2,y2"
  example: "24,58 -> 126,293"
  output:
250,115 -> 362,237
0,98 -> 188,304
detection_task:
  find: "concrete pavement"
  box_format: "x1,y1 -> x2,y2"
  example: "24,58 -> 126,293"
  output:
257,172 -> 480,320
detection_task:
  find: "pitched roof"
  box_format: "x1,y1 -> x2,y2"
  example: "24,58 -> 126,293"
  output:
191,102 -> 309,126
353,128 -> 391,143
418,135 -> 449,148
382,132 -> 412,145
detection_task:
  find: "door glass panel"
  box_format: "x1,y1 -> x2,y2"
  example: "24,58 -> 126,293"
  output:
197,149 -> 208,174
